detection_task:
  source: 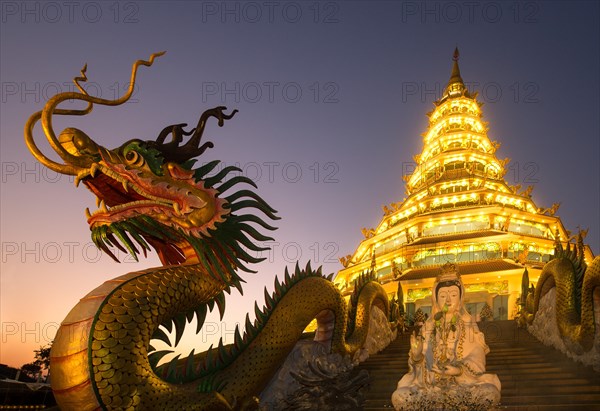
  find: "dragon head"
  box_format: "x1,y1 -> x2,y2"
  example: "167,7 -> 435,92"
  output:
25,52 -> 277,290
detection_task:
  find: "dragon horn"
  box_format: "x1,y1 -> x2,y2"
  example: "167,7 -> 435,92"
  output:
25,51 -> 166,175
179,107 -> 238,160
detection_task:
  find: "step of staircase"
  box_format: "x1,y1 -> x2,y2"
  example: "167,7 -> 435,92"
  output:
357,320 -> 600,410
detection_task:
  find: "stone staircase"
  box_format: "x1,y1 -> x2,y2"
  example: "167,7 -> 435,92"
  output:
358,320 -> 600,410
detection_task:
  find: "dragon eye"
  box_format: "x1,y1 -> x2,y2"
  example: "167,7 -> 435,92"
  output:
59,128 -> 98,156
125,150 -> 145,167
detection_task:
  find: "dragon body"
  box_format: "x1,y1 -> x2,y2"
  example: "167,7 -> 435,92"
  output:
520,239 -> 600,353
25,53 -> 390,410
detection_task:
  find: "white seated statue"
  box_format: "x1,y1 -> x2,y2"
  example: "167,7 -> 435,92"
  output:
391,263 -> 501,410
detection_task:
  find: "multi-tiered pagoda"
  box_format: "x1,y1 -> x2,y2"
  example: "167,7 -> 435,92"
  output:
334,49 -> 595,321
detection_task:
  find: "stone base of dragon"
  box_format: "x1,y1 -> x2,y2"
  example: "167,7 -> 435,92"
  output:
519,239 -> 600,371
24,53 -> 396,410
259,304 -> 396,410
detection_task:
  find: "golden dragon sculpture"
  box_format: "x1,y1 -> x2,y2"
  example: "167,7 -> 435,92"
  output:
25,52 -> 390,410
519,233 -> 600,354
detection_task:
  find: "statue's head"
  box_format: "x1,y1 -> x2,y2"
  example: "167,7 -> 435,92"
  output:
433,263 -> 464,313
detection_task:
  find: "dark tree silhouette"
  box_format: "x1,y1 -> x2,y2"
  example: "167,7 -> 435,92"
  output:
20,363 -> 41,380
32,344 -> 51,370
20,342 -> 52,381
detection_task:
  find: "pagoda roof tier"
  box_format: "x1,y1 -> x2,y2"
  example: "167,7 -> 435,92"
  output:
408,229 -> 507,246
372,203 -> 565,242
381,187 -> 542,229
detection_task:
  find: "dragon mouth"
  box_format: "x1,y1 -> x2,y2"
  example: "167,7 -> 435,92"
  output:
74,160 -> 229,265
77,163 -> 183,226
77,163 -> 193,265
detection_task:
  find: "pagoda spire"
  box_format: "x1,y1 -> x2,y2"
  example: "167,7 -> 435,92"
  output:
444,47 -> 465,97
449,48 -> 464,85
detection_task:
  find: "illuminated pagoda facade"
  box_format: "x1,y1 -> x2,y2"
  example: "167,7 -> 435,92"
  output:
334,49 -> 595,321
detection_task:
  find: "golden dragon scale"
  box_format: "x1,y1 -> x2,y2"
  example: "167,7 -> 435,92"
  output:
51,266 -> 227,409
25,53 -> 390,410
50,264 -> 388,409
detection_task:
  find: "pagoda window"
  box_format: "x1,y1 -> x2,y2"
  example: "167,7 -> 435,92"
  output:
444,161 -> 465,171
526,252 -> 542,262
412,248 -> 456,267
507,222 -> 545,237
376,266 -> 392,278
473,162 -> 486,173
458,243 -> 501,263
412,242 -> 499,267
374,234 -> 408,255
507,243 -> 526,256
439,184 -> 468,195
422,219 -> 488,236
424,168 -> 438,181
456,249 -> 487,262
412,253 -> 447,267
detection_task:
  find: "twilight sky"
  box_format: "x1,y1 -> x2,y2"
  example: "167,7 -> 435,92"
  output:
1,1 -> 598,368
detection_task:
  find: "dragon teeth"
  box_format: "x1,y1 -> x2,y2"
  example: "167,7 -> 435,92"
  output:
173,203 -> 181,215
85,207 -> 92,219
90,163 -> 99,178
122,180 -> 129,192
100,200 -> 109,213
74,170 -> 91,187
96,196 -> 102,207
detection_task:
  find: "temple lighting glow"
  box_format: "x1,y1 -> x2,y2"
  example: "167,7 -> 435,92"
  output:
334,49 -> 595,320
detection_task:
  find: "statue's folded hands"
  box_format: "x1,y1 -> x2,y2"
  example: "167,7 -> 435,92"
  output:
431,363 -> 462,377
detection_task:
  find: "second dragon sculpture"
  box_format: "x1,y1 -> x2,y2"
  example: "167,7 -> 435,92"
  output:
25,52 -> 390,410
519,234 -> 600,355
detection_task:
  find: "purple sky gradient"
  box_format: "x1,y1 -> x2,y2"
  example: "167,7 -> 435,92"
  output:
1,1 -> 598,368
